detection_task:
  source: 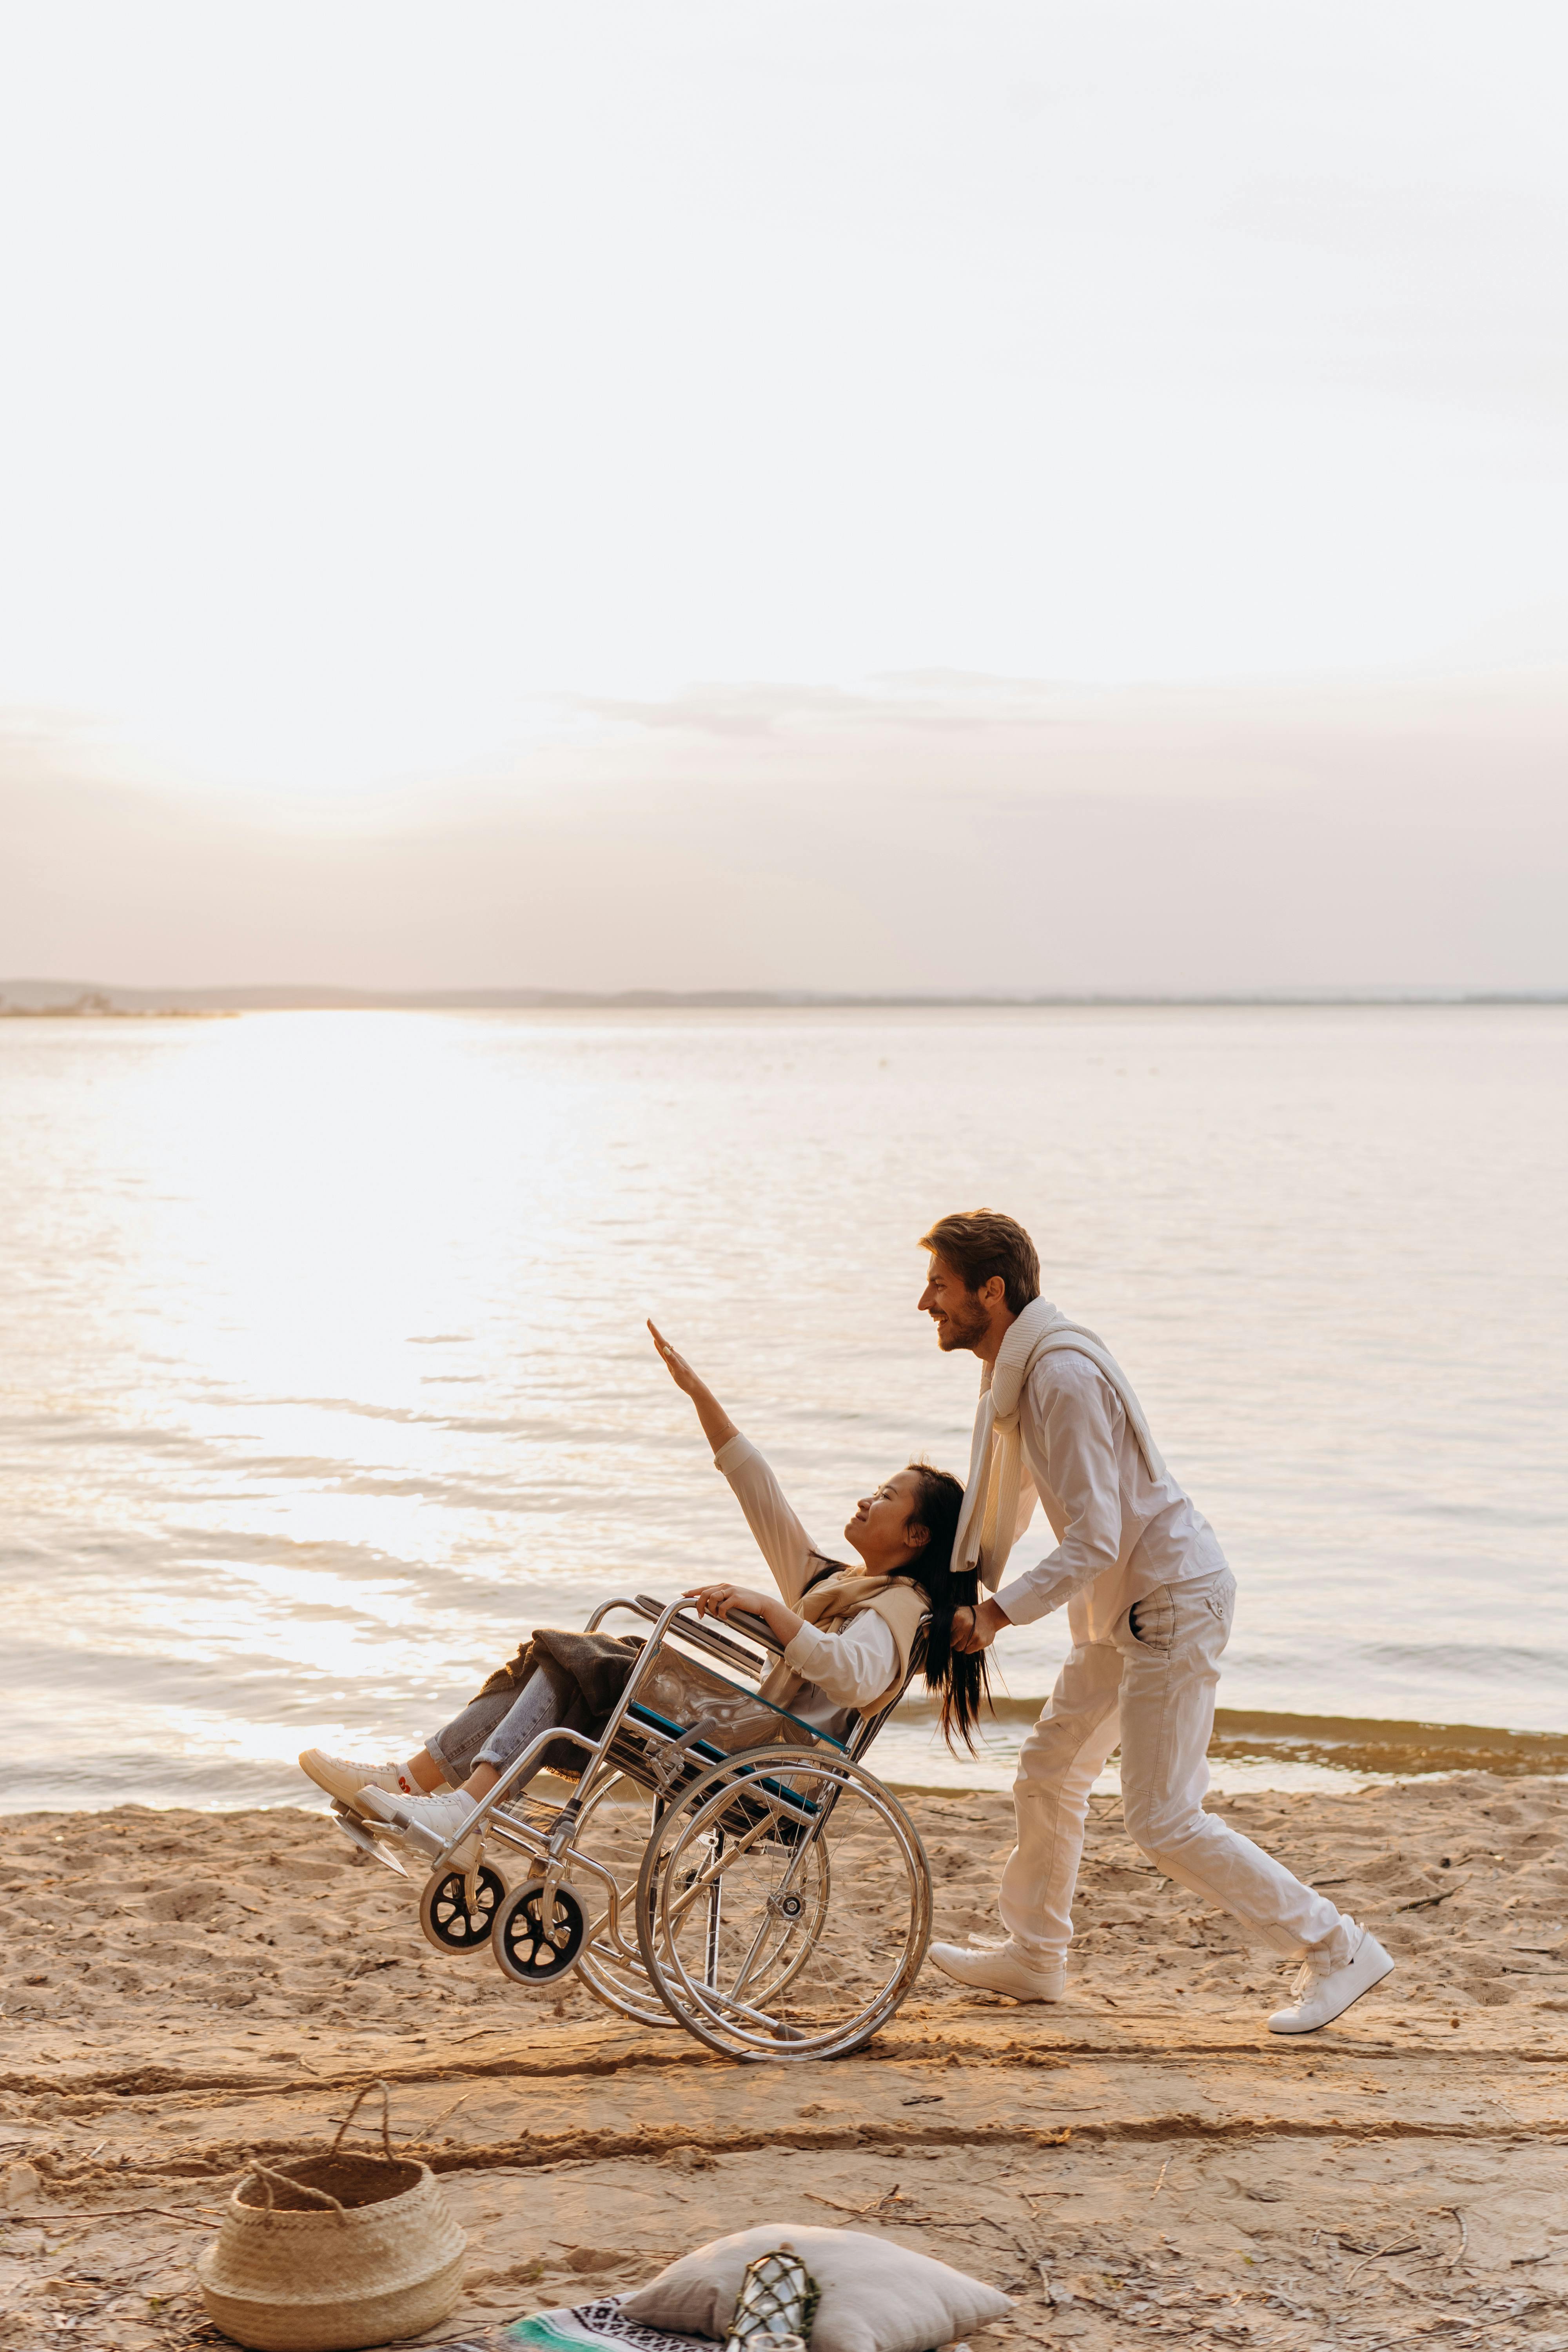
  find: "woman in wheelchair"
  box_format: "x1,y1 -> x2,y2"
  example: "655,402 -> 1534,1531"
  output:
299,1322 -> 990,1851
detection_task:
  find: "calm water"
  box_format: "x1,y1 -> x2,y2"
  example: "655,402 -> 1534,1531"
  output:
2,1006 -> 1564,1812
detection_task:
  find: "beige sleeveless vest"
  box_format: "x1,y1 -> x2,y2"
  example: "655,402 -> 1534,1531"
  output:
760,1566 -> 928,1720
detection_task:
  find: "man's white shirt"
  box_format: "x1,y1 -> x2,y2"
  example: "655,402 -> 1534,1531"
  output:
993,1351 -> 1228,1642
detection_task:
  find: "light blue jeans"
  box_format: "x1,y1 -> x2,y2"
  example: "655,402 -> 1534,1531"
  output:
423,1675 -> 565,1786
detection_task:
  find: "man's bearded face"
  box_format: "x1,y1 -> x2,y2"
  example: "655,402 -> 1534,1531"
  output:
919,1256 -> 993,1352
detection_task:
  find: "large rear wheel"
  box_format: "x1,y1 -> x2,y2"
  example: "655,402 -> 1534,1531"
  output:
635,1746 -> 931,2061
567,1771 -> 677,2027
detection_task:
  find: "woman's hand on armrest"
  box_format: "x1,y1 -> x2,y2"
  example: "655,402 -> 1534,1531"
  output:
649,1320 -> 739,1454
683,1580 -> 804,1647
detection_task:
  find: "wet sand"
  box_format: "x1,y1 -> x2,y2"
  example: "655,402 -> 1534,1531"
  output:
3,1774 -> 1568,2350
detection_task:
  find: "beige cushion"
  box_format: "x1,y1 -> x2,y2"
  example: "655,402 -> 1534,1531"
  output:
619,2223 -> 1013,2352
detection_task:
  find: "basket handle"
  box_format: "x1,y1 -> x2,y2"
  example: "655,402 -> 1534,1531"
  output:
330,2077 -> 396,2164
243,2158 -> 348,2226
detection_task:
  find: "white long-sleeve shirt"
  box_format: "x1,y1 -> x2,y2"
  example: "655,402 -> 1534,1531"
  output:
994,1351 -> 1228,1643
711,1432 -> 898,1733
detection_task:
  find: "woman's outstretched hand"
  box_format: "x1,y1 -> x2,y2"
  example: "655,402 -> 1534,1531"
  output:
648,1319 -> 700,1395
648,1319 -> 739,1454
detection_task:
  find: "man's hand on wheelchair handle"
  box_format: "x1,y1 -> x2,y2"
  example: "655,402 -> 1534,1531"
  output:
951,1596 -> 1011,1653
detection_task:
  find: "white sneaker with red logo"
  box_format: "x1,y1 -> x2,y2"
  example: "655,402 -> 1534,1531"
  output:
298,1750 -> 419,1809
360,1786 -> 482,1871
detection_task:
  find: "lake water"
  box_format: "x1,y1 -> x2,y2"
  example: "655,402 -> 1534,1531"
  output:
2,1005 -> 1564,1812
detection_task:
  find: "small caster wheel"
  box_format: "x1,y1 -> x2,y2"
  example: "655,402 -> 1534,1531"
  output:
419,1863 -> 506,1955
492,1880 -> 587,1986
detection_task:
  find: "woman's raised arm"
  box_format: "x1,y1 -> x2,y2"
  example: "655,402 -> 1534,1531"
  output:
648,1320 -> 739,1455
650,1320 -> 824,1604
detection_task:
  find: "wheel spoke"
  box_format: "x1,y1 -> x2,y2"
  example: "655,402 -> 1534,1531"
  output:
492,1880 -> 588,1987
419,1863 -> 505,1956
554,1774 -> 673,2026
635,1746 -> 930,2060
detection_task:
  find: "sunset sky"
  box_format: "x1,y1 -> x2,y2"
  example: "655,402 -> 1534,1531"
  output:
2,2 -> 1565,993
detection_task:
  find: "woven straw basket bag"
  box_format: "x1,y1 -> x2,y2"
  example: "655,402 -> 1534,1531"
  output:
196,2082 -> 466,2351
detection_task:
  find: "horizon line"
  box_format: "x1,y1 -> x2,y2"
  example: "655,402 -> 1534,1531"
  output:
4,978 -> 1568,1013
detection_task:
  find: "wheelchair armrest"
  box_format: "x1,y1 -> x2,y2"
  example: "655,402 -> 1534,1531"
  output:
628,1593 -> 771,1675
721,1606 -> 787,1656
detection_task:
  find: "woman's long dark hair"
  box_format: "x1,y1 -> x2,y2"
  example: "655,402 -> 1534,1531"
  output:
804,1459 -> 992,1751
898,1461 -> 992,1753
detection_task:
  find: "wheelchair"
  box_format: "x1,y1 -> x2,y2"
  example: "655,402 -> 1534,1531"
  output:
329,1593 -> 934,2062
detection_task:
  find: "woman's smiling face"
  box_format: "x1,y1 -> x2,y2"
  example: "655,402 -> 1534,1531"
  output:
844,1468 -> 928,1575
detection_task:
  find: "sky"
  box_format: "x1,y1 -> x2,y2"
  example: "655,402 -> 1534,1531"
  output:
2,1 -> 1565,994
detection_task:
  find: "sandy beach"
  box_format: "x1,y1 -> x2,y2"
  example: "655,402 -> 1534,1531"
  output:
4,1773 -> 1567,2350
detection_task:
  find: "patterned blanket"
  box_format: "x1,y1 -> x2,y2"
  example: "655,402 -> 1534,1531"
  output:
423,2300 -> 713,2352
507,2301 -> 713,2352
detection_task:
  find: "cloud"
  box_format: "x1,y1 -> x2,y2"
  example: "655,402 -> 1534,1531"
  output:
573,676 -> 1076,741
4,669 -> 1565,995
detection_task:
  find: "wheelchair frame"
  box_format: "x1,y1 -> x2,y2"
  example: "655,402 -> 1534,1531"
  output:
329,1592 -> 934,2061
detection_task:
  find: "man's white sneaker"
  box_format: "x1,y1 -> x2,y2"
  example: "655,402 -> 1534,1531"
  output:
361,1786 -> 481,1871
1268,1922 -> 1394,2034
298,1750 -> 417,1808
927,1940 -> 1066,2002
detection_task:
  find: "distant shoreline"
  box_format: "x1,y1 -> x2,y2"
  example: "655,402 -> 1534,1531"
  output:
5,1708 -> 1564,1818
894,1701 -> 1568,1783
4,980 -> 1566,1016
0,991 -> 225,1020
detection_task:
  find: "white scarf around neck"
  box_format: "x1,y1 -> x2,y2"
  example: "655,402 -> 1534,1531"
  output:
953,1297 -> 1168,1591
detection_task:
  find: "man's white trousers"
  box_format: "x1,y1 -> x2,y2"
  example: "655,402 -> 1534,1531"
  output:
998,1571 -> 1352,1970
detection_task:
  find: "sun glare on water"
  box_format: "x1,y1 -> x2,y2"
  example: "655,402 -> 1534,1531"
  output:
2,1005 -> 1565,1811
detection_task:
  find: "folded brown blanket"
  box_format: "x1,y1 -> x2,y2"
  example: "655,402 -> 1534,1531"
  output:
472,1630 -> 642,1777
477,1628 -> 641,1713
